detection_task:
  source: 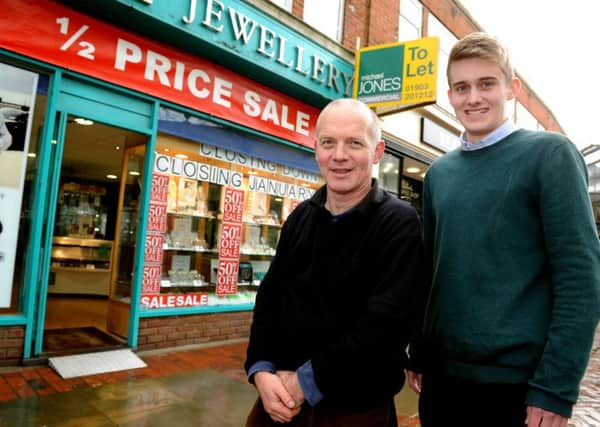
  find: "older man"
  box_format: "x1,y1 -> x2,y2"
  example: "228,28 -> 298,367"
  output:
245,98 -> 427,426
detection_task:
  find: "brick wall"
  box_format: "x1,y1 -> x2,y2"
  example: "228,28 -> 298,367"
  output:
291,0 -> 304,19
137,311 -> 253,351
421,0 -> 474,40
367,0 -> 400,46
342,0 -> 369,50
0,326 -> 24,365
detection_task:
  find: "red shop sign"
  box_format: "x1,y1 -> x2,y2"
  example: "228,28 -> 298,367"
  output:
0,0 -> 319,149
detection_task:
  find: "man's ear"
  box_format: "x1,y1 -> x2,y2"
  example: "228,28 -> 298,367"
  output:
506,77 -> 521,100
373,140 -> 385,164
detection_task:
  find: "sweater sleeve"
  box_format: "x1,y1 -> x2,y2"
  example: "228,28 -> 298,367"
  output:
526,139 -> 600,416
310,203 -> 428,407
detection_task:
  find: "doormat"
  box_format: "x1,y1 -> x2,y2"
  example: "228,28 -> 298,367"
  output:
49,349 -> 147,379
43,326 -> 124,356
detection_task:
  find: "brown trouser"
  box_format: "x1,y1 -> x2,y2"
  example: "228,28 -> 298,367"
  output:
246,397 -> 398,427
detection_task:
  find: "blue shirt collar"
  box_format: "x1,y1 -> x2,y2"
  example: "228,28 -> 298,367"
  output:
460,120 -> 519,151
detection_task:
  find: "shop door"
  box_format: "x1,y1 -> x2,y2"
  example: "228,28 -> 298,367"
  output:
40,114 -> 146,355
31,77 -> 154,357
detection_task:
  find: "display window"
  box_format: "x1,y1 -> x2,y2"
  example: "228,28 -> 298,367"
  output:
378,151 -> 427,215
0,61 -> 47,314
139,120 -> 322,311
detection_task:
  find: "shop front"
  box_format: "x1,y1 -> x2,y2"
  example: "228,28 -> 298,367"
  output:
0,0 -> 352,363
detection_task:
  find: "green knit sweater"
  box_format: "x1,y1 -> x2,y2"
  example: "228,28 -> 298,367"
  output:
421,129 -> 600,416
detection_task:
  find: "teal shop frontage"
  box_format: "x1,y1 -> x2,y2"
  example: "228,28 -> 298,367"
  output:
0,0 -> 353,364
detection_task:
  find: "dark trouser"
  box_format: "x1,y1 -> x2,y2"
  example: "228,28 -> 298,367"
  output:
246,397 -> 398,427
419,374 -> 528,427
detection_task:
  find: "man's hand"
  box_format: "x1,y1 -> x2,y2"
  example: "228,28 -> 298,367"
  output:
277,370 -> 305,408
254,371 -> 301,423
526,406 -> 568,427
406,370 -> 422,394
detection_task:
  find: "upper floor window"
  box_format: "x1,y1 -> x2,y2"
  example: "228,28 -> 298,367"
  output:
399,0 -> 423,41
427,15 -> 457,114
268,0 -> 292,12
303,0 -> 344,41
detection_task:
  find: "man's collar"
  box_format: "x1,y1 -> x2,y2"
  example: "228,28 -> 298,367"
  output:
310,178 -> 386,215
460,120 -> 519,151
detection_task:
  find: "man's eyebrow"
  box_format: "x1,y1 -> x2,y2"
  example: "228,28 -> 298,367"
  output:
451,76 -> 498,85
451,80 -> 467,87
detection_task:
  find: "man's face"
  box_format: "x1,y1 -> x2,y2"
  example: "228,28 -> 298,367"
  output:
315,103 -> 384,199
448,57 -> 520,143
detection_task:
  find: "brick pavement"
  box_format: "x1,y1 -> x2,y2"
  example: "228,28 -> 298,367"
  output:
0,333 -> 597,426
569,328 -> 600,427
0,341 -> 250,403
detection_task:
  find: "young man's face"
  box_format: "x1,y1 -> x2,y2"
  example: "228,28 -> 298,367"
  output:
447,57 -> 520,143
315,103 -> 384,200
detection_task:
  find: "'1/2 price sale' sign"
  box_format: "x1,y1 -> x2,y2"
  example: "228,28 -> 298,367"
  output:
216,188 -> 245,295
0,0 -> 320,149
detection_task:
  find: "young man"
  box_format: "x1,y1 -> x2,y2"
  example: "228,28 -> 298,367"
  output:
407,32 -> 600,427
245,98 -> 426,426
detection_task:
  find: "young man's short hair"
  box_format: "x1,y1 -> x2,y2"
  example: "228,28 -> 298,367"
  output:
447,32 -> 515,84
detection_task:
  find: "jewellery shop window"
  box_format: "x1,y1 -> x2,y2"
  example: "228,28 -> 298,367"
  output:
142,133 -> 322,310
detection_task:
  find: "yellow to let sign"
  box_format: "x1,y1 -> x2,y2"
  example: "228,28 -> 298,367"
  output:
353,36 -> 439,109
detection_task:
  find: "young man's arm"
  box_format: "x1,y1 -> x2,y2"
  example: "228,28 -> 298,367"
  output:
528,137 -> 600,417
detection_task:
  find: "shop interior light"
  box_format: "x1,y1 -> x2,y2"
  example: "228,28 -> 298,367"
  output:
421,172 -> 426,178
175,153 -> 188,159
383,162 -> 394,173
106,174 -> 118,180
74,117 -> 94,126
27,153 -> 36,158
129,171 -> 141,176
115,146 -> 121,150
406,167 -> 421,173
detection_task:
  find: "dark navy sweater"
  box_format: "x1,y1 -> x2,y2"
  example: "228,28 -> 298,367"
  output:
246,180 -> 427,408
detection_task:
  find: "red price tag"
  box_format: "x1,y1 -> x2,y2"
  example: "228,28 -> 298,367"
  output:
142,264 -> 161,294
222,188 -> 244,223
216,259 -> 239,295
150,174 -> 169,203
147,202 -> 167,232
144,233 -> 164,263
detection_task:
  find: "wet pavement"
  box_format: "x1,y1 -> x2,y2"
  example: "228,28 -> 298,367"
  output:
0,332 -> 597,426
0,340 -> 419,426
